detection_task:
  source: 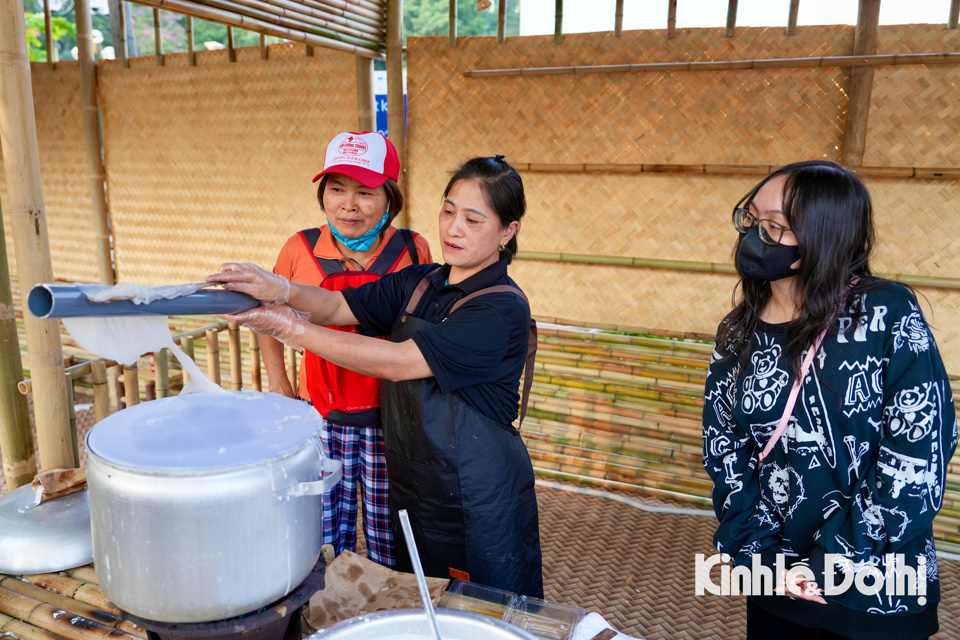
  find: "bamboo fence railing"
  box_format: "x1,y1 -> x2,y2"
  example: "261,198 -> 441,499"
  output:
510,162 -> 960,180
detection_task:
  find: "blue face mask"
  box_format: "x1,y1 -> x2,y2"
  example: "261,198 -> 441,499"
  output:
328,211 -> 390,252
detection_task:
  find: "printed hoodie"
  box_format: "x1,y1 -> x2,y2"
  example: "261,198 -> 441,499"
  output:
702,281 -> 958,615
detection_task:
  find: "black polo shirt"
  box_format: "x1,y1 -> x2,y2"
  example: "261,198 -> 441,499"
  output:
340,259 -> 531,426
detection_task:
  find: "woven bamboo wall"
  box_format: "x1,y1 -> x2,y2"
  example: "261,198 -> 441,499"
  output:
0,62 -> 100,284
96,42 -> 359,285
405,26 -> 960,371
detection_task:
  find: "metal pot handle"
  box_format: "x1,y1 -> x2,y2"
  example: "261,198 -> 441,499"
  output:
287,458 -> 343,498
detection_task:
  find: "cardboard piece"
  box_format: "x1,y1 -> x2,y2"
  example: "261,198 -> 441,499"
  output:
31,468 -> 87,502
305,551 -> 449,629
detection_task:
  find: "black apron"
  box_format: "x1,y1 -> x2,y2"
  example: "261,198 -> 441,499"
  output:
380,275 -> 543,597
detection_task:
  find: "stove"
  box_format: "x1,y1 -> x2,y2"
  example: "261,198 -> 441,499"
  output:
121,556 -> 327,640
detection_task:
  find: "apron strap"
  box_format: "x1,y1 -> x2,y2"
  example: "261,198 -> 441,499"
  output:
404,268 -> 442,314
451,285 -> 537,430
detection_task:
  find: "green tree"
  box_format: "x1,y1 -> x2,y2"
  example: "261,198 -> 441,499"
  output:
24,12 -> 76,62
404,0 -> 520,41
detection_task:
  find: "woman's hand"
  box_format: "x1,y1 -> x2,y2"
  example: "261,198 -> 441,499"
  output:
779,568 -> 827,604
207,263 -> 291,304
224,304 -> 308,351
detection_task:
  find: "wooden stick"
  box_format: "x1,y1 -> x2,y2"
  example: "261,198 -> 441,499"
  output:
43,0 -> 56,68
497,0 -> 507,43
206,329 -> 221,386
787,0 -> 799,35
182,335 -> 194,385
0,0 -> 73,470
90,361 -> 111,422
155,347 -> 169,397
260,33 -> 268,58
75,0 -> 115,286
135,0 -> 383,57
0,198 -> 36,489
950,0 -> 959,29
462,51 -> 960,77
117,0 -> 129,68
554,0 -> 562,44
614,0 -> 623,37
306,43 -> 314,55
356,55 -> 375,131
842,0 -> 881,167
249,329 -> 262,391
725,0 -> 737,37
65,372 -> 79,466
227,25 -> 236,61
386,0 -> 405,199
228,322 -> 242,391
448,0 -> 456,46
154,9 -> 164,65
186,15 -> 196,65
667,0 -> 677,39
123,365 -> 139,407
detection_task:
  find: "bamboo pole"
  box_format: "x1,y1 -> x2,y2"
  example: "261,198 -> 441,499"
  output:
76,0 -> 115,286
116,0 -> 129,68
300,0 -> 384,24
497,0 -> 506,43
306,43 -> 314,55
614,0 -> 623,37
43,0 -> 56,68
462,50 -> 960,78
842,0 -> 881,167
667,0 -> 677,39
725,0 -> 737,37
123,365 -> 139,407
206,329 -> 221,386
950,0 -> 959,29
0,1 -> 74,471
224,0 -> 383,46
154,8 -> 164,64
227,25 -> 236,61
135,0 -> 383,57
356,55 -> 375,131
554,0 -> 562,44
228,322 -> 242,391
260,33 -> 268,58
182,335 -> 194,385
91,361 -> 111,422
0,612 -> 67,640
186,15 -> 196,65
65,373 -> 79,466
0,199 -> 36,490
156,347 -> 170,397
286,346 -> 297,389
0,586 -> 137,640
249,329 -> 261,391
787,0 -> 799,35
386,0 -> 405,206
448,0 -> 456,46
256,0 -> 385,39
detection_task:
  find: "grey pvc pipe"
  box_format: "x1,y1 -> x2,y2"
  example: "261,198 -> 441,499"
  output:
28,284 -> 260,319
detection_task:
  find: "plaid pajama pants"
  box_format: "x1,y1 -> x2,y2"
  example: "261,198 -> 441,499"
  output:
320,419 -> 396,568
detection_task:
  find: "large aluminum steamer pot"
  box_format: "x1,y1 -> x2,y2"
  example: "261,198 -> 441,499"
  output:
86,391 -> 342,623
307,609 -> 539,640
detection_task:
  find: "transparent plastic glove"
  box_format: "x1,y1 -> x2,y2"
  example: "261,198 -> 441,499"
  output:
206,262 -> 291,304
224,303 -> 307,351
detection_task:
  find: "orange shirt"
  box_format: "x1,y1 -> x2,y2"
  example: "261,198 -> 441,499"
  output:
273,224 -> 433,400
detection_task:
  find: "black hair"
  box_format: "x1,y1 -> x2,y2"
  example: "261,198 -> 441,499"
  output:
442,156 -> 526,263
716,160 -> 887,377
316,174 -> 404,227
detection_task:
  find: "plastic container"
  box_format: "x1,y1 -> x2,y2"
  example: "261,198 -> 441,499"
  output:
504,596 -> 585,640
438,579 -> 519,620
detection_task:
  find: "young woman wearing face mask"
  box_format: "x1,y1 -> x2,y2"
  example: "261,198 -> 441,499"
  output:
702,161 -> 957,640
208,156 -> 543,597
261,131 -> 432,569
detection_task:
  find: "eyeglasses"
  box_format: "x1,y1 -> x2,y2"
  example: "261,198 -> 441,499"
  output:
732,207 -> 793,246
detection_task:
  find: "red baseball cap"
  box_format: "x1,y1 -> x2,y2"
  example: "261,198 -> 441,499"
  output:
312,131 -> 400,188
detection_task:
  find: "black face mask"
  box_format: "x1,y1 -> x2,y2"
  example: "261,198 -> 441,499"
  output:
735,228 -> 801,282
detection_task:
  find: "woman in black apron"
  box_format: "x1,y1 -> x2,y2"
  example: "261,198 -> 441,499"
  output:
208,155 -> 543,597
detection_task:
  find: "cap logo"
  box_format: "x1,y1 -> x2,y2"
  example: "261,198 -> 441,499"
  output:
338,136 -> 368,157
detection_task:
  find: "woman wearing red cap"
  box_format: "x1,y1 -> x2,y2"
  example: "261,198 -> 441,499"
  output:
261,131 -> 431,568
